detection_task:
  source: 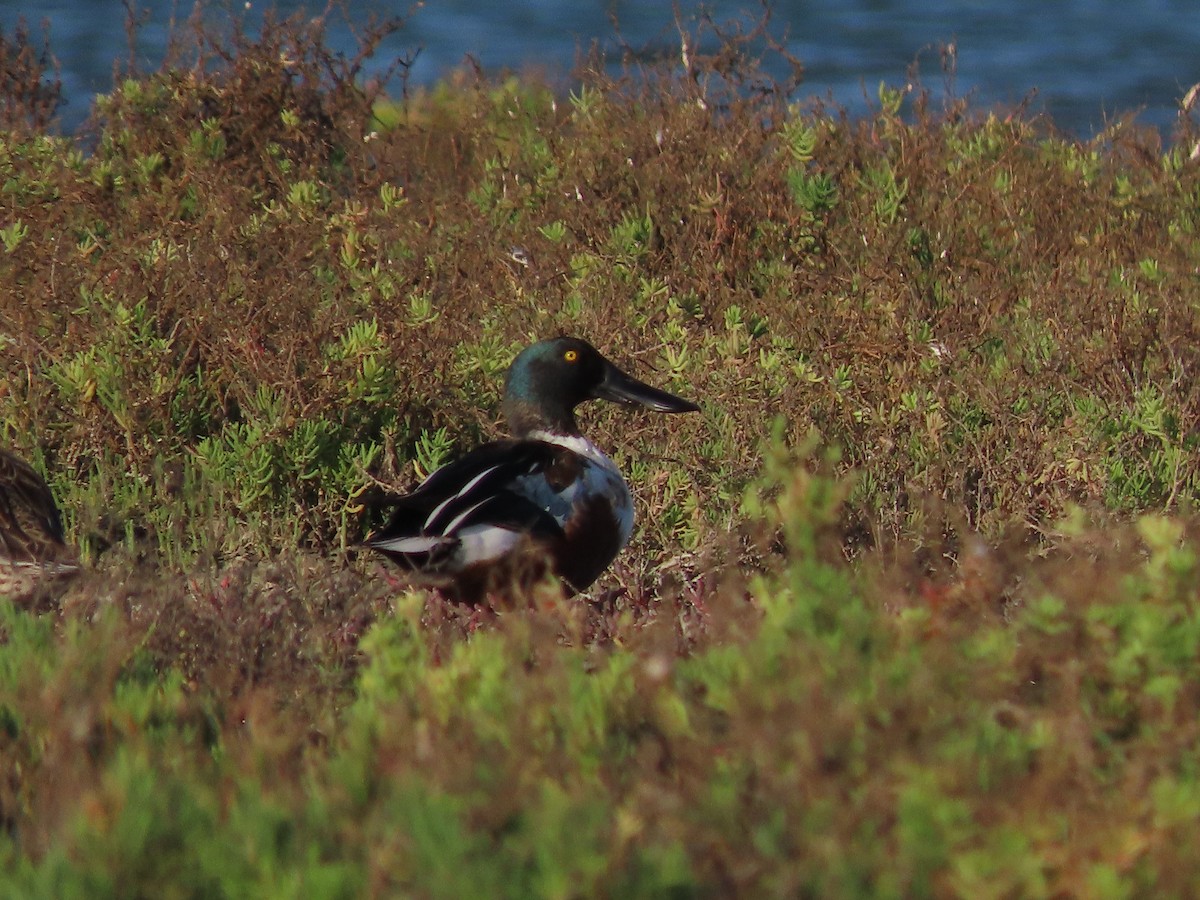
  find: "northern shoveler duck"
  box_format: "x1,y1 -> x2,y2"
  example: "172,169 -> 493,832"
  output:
0,448 -> 78,600
364,336 -> 699,601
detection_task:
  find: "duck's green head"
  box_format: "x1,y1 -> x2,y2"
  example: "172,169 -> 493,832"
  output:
502,337 -> 699,435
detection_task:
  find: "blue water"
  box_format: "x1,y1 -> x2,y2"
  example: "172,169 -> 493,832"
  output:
5,1 -> 1199,138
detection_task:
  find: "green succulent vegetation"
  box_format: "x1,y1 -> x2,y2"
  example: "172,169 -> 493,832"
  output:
3,7 -> 1200,896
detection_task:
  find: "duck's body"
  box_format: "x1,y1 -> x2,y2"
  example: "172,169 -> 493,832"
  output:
0,448 -> 78,599
365,337 -> 698,601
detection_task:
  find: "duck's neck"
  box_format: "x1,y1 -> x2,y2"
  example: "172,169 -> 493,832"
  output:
503,396 -> 578,438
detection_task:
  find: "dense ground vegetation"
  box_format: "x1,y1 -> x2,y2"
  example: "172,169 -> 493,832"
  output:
3,8 -> 1200,896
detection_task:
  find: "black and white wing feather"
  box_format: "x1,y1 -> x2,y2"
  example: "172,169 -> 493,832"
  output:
364,439 -> 567,573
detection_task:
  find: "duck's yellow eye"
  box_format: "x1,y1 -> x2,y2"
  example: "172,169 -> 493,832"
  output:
563,349 -> 579,363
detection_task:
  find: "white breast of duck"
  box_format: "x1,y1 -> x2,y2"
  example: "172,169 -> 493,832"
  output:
523,430 -> 634,546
